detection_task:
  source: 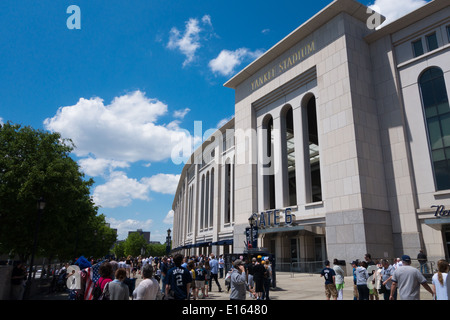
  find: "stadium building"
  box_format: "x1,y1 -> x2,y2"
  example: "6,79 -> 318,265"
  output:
171,0 -> 450,272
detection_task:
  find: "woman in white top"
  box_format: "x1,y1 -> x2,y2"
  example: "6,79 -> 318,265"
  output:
133,264 -> 159,300
432,259 -> 449,300
332,259 -> 345,300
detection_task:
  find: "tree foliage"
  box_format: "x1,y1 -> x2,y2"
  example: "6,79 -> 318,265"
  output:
0,122 -> 117,261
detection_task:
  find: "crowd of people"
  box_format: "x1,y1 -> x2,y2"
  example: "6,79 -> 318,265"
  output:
57,252 -> 273,301
320,253 -> 449,300
9,250 -> 448,301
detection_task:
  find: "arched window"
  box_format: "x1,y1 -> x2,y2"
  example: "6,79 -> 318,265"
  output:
200,175 -> 205,230
225,160 -> 231,224
304,94 -> 322,202
263,115 -> 276,209
420,67 -> 450,190
283,106 -> 297,206
209,168 -> 214,227
205,172 -> 210,229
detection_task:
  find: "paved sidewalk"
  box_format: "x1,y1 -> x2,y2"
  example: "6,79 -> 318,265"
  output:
180,272 -> 433,301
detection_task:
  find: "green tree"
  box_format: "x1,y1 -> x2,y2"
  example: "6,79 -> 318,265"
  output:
148,243 -> 166,257
123,232 -> 148,257
112,241 -> 125,259
0,122 -> 116,261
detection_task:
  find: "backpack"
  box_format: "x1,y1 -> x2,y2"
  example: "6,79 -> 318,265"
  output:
92,278 -> 104,300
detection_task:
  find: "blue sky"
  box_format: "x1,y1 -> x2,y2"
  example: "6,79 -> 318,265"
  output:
0,0 -> 428,242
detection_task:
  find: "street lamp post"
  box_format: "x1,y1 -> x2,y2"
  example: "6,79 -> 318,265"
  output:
23,197 -> 46,300
248,215 -> 256,249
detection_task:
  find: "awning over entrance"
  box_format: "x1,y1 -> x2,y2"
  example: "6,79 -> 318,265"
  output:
424,217 -> 450,230
257,224 -> 325,235
211,239 -> 233,245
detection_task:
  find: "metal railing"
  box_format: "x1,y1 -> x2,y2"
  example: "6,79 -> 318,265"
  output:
274,258 -> 439,279
275,261 -> 325,277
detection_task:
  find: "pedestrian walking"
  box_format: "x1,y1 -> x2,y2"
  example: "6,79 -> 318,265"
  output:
208,254 -> 222,292
390,255 -> 433,300
230,259 -> 255,300
417,250 -> 428,274
380,259 -> 397,300
262,258 -> 272,300
10,262 -> 26,300
332,259 -> 345,300
165,253 -> 192,300
219,255 -> 225,278
108,268 -> 130,300
195,262 -> 207,299
350,260 -> 359,300
431,259 -> 449,300
355,261 -> 369,300
246,257 -> 256,298
320,260 -> 337,300
252,256 -> 265,300
92,262 -> 113,300
204,260 -> 211,297
133,264 -> 159,300
160,256 -> 169,294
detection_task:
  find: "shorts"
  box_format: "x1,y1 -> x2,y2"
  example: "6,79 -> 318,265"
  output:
195,280 -> 205,288
325,283 -> 338,299
336,283 -> 344,290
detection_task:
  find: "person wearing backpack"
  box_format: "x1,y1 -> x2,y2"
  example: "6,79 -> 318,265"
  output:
93,262 -> 113,300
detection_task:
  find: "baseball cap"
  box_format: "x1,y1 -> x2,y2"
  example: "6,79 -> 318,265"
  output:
401,255 -> 411,262
350,260 -> 358,265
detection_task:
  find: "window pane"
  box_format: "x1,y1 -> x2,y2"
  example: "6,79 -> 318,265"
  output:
434,160 -> 450,190
425,106 -> 437,118
447,26 -> 450,42
421,80 -> 435,106
432,149 -> 445,162
441,113 -> 450,147
428,117 -> 444,149
437,103 -> 450,116
426,33 -> 438,51
285,107 -> 296,206
412,39 -> 424,57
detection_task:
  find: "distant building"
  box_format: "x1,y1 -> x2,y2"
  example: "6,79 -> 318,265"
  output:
128,229 -> 151,243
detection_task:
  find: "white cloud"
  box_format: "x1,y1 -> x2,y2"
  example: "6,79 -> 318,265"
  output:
216,115 -> 234,128
167,15 -> 214,67
106,217 -> 153,241
201,15 -> 212,26
163,210 -> 174,225
92,171 -> 180,208
93,171 -> 152,208
0,117 -> 3,125
209,48 -> 263,77
173,107 -> 190,119
142,173 -> 180,195
78,157 -> 129,177
369,0 -> 429,27
44,90 -> 190,163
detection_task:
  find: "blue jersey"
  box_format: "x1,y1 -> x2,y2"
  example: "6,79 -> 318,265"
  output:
321,267 -> 336,285
195,267 -> 206,281
166,266 -> 192,300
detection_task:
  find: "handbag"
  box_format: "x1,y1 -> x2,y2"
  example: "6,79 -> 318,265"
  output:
99,282 -> 110,300
378,283 -> 386,294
